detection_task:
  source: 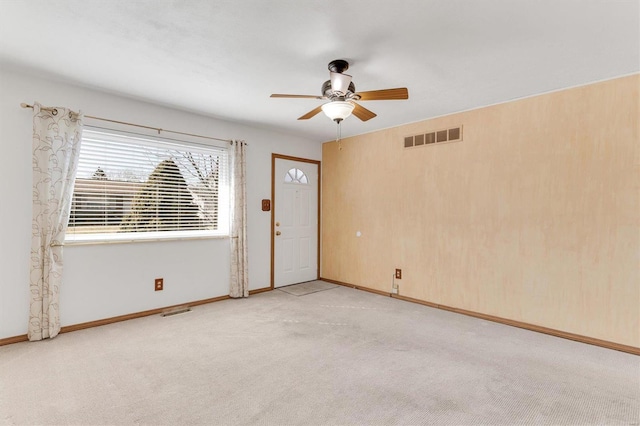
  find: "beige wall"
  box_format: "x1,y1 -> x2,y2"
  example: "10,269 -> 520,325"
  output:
321,75 -> 639,347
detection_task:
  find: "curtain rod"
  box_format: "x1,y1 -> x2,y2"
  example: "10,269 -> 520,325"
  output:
20,103 -> 235,144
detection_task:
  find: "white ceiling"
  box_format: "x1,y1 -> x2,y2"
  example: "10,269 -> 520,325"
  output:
1,1 -> 638,142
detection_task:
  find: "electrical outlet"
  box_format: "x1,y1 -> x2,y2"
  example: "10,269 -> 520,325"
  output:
395,269 -> 402,279
391,285 -> 399,295
155,278 -> 164,291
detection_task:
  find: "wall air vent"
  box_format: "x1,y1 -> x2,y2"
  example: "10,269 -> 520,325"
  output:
403,125 -> 463,149
404,136 -> 414,148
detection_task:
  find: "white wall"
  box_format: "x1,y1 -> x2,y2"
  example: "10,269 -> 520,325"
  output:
0,67 -> 321,339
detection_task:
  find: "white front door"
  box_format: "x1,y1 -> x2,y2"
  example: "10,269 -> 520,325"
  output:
274,157 -> 319,288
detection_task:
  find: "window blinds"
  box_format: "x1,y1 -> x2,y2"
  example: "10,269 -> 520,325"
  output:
66,127 -> 230,242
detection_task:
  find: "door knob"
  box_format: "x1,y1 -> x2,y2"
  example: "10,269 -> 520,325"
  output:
276,222 -> 280,227
276,231 -> 281,236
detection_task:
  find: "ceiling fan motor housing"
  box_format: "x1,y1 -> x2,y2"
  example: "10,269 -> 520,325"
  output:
322,80 -> 356,100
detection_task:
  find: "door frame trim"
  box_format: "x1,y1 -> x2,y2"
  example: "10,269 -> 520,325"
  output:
271,154 -> 321,289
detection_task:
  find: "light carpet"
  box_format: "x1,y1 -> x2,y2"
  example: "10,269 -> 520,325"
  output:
0,284 -> 638,425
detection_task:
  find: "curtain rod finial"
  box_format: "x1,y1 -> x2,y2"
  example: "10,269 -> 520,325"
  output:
20,103 -> 31,109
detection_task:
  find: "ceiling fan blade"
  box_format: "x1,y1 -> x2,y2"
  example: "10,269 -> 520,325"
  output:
298,105 -> 324,120
352,103 -> 377,122
330,72 -> 352,95
270,94 -> 324,99
355,88 -> 409,101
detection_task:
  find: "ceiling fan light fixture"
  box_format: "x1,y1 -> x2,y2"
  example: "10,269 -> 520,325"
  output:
321,101 -> 355,122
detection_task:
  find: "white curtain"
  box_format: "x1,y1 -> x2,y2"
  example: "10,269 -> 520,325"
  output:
229,140 -> 248,298
29,102 -> 83,341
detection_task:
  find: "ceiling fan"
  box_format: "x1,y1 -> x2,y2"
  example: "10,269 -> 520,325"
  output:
270,59 -> 409,123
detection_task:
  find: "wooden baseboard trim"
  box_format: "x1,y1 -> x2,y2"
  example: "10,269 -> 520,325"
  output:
321,277 -> 392,297
249,286 -> 272,295
0,334 -> 28,346
320,277 -> 639,356
0,295 -> 231,346
186,295 -> 231,307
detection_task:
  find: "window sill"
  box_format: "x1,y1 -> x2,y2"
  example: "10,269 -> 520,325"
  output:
63,233 -> 229,246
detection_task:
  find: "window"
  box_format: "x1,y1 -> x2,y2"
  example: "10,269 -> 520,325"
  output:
66,127 -> 230,243
284,168 -> 308,184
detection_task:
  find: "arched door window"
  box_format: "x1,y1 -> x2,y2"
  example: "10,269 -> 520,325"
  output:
284,168 -> 308,184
